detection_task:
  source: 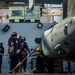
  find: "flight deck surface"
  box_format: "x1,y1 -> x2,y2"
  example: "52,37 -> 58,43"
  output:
0,73 -> 75,75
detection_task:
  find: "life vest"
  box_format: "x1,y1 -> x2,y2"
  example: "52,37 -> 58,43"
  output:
8,37 -> 20,52
20,42 -> 27,56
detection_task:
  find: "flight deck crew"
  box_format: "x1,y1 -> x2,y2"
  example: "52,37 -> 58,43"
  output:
0,42 -> 4,73
8,32 -> 20,73
17,35 -> 24,72
21,37 -> 30,72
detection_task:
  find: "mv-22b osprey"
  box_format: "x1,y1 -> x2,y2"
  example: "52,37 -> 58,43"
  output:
36,0 -> 75,61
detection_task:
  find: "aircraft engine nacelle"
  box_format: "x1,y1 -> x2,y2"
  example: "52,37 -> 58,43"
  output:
41,16 -> 75,59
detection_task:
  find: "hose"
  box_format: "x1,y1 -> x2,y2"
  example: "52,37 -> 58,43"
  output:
9,49 -> 35,73
0,52 -> 14,56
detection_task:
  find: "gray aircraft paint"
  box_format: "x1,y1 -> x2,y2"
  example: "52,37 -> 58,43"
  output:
41,0 -> 75,60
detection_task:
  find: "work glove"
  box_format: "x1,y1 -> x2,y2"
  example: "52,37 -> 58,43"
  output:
8,50 -> 12,54
16,49 -> 20,54
10,47 -> 14,52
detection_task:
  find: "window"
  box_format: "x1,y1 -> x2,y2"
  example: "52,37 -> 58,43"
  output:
12,10 -> 22,16
26,7 -> 35,19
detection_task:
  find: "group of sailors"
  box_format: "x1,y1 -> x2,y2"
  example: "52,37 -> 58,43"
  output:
0,32 -> 30,73
0,32 -> 54,73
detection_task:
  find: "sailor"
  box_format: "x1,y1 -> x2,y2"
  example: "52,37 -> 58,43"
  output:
0,42 -> 4,73
8,32 -> 20,73
17,35 -> 23,72
35,46 -> 45,73
21,37 -> 30,72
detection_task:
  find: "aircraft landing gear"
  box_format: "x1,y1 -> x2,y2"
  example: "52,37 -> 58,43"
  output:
44,58 -> 54,73
36,56 -> 54,73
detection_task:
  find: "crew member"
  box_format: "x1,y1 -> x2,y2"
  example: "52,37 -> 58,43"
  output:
0,42 -> 4,73
22,37 -> 30,72
17,35 -> 23,72
35,46 -> 45,73
8,32 -> 20,73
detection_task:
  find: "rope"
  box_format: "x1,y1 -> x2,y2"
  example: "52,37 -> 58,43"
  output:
0,53 -> 8,56
10,49 -> 35,73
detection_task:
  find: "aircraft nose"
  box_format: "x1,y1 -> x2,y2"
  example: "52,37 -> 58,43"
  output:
41,33 -> 54,57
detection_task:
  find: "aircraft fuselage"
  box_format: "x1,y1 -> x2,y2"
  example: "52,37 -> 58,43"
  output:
41,16 -> 75,60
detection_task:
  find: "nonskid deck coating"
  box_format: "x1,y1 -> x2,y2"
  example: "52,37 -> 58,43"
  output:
0,73 -> 75,75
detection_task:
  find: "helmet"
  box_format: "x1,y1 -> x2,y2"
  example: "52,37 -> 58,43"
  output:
22,37 -> 26,41
11,32 -> 17,37
0,42 -> 3,46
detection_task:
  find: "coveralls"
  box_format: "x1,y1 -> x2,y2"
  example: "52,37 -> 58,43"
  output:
0,44 -> 4,73
8,37 -> 20,72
